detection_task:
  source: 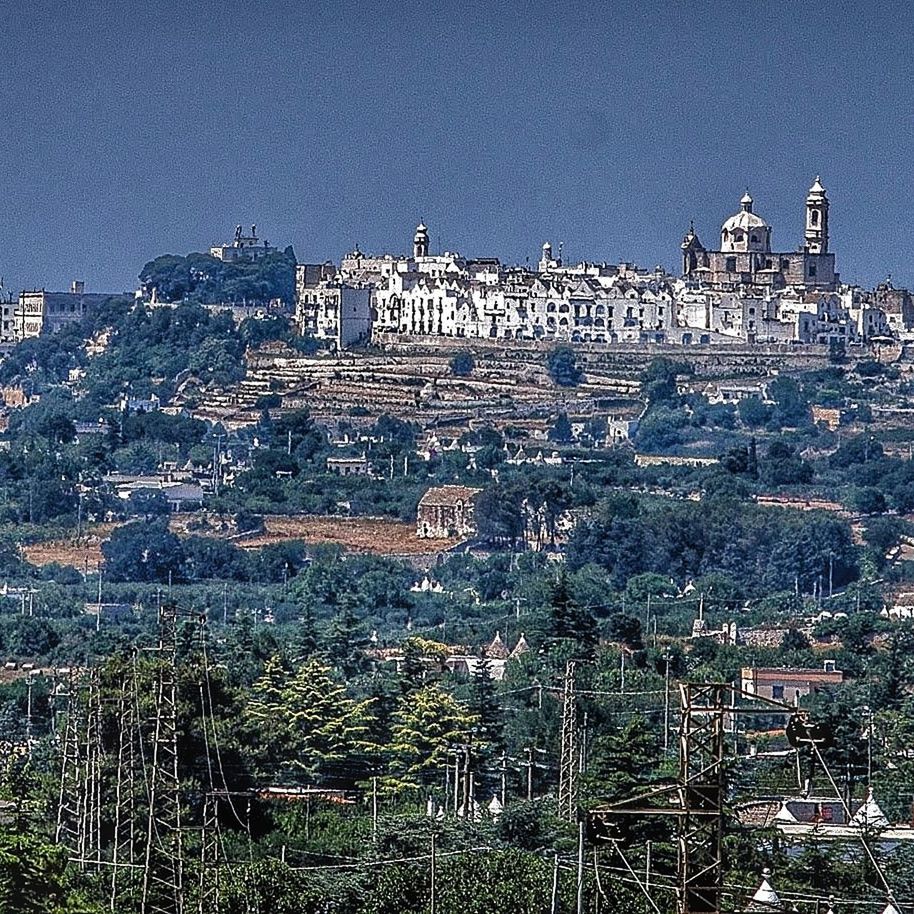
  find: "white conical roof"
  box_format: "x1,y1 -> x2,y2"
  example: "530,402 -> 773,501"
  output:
882,902 -> 900,914
487,795 -> 504,818
747,870 -> 781,911
510,633 -> 530,659
774,801 -> 798,823
486,630 -> 509,659
850,788 -> 888,830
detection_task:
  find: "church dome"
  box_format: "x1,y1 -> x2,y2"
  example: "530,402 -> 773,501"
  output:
720,192 -> 771,253
721,196 -> 769,234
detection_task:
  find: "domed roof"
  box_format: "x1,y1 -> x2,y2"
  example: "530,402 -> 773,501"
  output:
722,192 -> 769,235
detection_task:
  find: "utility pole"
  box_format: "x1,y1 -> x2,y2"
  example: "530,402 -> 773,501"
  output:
198,794 -> 221,914
558,660 -> 578,821
576,820 -> 585,914
429,834 -> 437,914
25,674 -> 34,756
663,653 -> 671,752
111,671 -> 139,912
81,673 -> 103,869
550,852 -> 560,914
678,683 -> 726,914
372,775 -> 379,842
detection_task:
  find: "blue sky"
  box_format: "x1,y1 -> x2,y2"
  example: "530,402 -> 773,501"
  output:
2,0 -> 914,292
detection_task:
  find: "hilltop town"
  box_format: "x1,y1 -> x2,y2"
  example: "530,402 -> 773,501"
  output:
2,181 -> 914,914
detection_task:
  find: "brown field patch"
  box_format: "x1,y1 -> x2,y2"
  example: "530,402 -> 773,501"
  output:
21,524 -> 119,570
21,514 -> 448,571
237,515 -> 454,555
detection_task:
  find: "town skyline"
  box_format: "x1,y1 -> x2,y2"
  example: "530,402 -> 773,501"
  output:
1,175 -> 902,296
4,1 -> 914,293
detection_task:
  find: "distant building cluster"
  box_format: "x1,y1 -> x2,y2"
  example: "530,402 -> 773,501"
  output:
0,281 -> 112,344
295,178 -> 914,349
6,180 -> 914,353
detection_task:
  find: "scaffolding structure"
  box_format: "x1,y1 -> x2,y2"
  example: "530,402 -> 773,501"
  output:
557,660 -> 578,821
140,604 -> 184,914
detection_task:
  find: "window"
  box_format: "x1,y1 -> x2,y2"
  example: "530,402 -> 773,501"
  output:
772,685 -> 784,700
809,264 -> 817,277
726,256 -> 737,272
750,234 -> 758,243
812,210 -> 819,225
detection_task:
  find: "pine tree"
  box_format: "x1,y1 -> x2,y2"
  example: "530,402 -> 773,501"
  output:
471,650 -> 503,750
388,684 -> 479,791
327,590 -> 370,675
547,570 -> 598,657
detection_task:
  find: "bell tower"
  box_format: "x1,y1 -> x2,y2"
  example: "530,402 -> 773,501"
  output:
413,222 -> 429,259
805,176 -> 829,254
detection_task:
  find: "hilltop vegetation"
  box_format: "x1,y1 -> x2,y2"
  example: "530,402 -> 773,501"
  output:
139,245 -> 297,304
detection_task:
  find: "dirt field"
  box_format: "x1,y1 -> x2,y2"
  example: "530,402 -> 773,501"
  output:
21,524 -> 117,570
236,515 -> 454,555
21,516 -> 450,570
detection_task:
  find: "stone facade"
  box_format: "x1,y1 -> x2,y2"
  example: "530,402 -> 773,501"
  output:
15,285 -> 111,339
416,485 -> 482,539
681,180 -> 837,292
295,274 -> 371,350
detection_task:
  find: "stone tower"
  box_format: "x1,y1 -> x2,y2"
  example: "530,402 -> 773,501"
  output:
805,176 -> 829,254
413,222 -> 429,259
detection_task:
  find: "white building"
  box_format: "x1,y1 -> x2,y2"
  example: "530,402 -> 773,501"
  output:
295,279 -> 371,350
210,225 -> 272,262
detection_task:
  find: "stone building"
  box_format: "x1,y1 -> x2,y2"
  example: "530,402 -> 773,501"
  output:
416,485 -> 482,539
15,283 -> 112,339
295,277 -> 371,349
681,179 -> 837,292
210,224 -> 272,262
740,661 -> 842,703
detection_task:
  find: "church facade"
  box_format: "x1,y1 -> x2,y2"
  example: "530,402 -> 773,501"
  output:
681,178 -> 837,292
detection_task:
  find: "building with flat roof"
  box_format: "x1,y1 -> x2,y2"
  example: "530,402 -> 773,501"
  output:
210,224 -> 272,263
741,662 -> 842,704
14,283 -> 112,339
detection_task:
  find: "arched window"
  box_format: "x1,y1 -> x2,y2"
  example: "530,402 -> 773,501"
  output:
750,234 -> 758,244
811,211 -> 819,225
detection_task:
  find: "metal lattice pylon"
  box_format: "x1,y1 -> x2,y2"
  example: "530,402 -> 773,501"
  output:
141,604 -> 184,914
198,793 -> 221,914
55,669 -> 87,855
678,683 -> 726,914
110,669 -> 141,911
81,671 -> 103,869
558,660 -> 578,821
